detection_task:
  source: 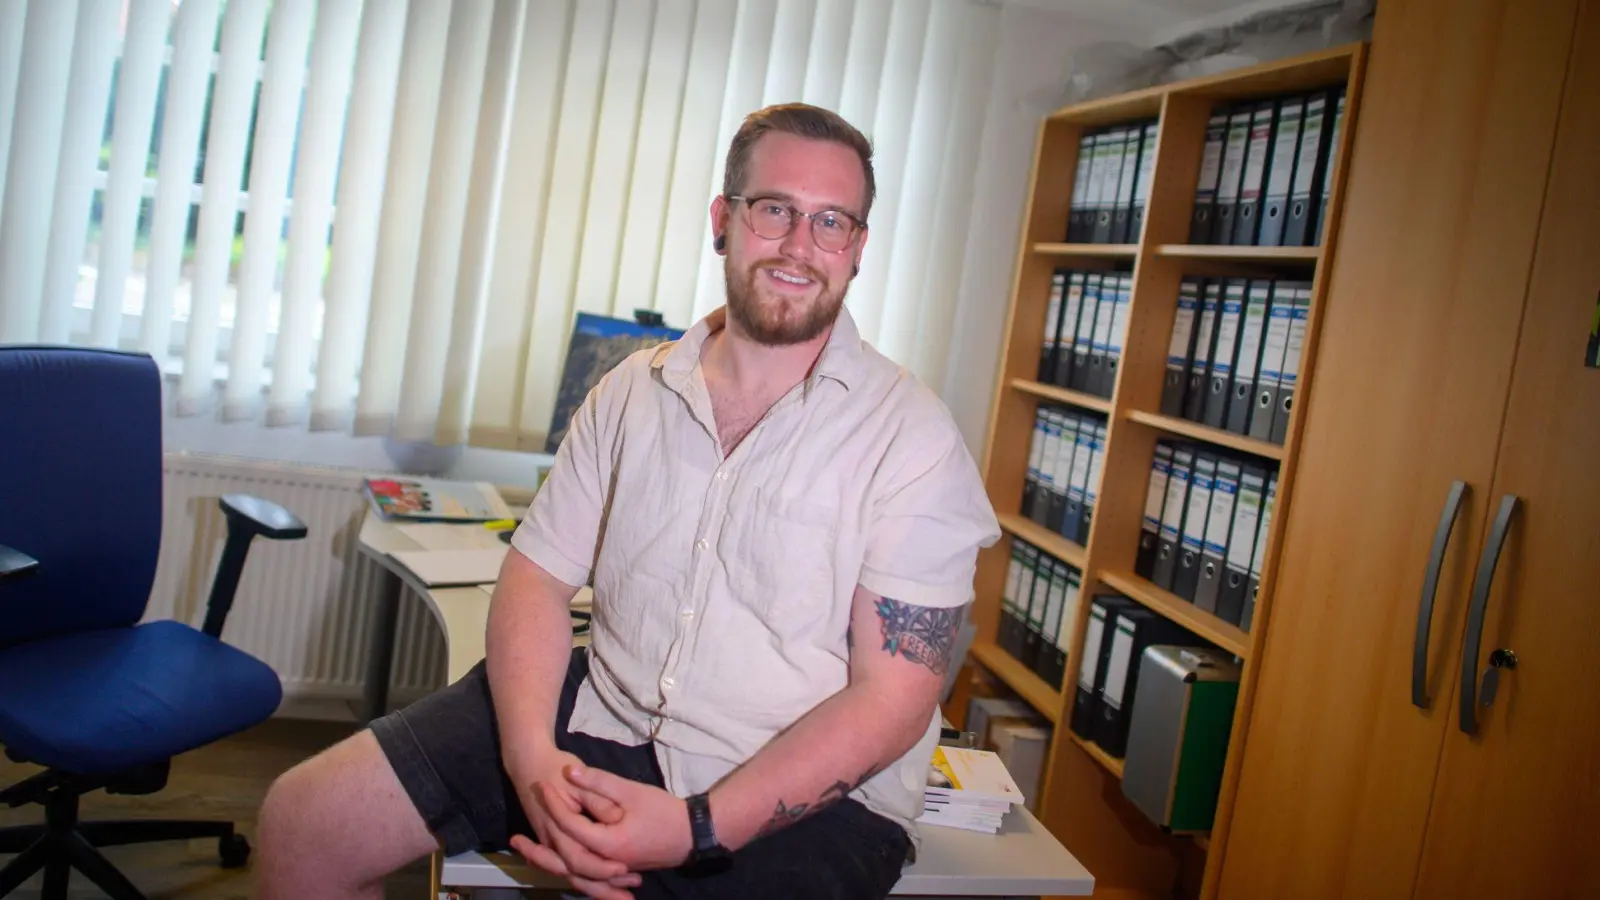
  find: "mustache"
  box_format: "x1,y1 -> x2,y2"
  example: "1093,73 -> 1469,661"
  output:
749,258 -> 826,284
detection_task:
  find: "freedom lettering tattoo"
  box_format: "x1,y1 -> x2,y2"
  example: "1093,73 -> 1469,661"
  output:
875,598 -> 961,676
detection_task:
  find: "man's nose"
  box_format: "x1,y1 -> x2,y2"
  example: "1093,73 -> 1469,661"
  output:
778,217 -> 815,265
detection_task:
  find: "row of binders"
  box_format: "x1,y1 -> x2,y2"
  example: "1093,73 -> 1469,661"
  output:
1038,269 -> 1131,400
1162,276 -> 1309,445
1021,406 -> 1107,547
1064,117 -> 1159,244
997,539 -> 1082,691
1070,591 -> 1212,759
1190,87 -> 1348,246
1137,440 -> 1278,630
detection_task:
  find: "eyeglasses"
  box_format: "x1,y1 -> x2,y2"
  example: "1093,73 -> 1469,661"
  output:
727,195 -> 866,253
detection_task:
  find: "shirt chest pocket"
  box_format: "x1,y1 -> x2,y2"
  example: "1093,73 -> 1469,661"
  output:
718,483 -> 840,624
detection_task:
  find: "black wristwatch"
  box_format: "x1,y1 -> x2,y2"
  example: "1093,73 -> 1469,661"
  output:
685,792 -> 731,868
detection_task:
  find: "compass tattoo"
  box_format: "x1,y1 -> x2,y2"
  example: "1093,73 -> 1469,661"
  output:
874,597 -> 962,677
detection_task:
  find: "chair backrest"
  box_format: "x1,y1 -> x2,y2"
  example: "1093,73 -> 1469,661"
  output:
0,346 -> 164,646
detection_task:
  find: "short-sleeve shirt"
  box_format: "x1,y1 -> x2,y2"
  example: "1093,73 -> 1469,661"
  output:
510,304 -> 1001,847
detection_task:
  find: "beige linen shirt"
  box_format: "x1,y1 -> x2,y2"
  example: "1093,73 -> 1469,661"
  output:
510,304 -> 1000,847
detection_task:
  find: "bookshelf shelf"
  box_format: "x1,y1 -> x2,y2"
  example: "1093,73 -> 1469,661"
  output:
1125,409 -> 1286,461
968,640 -> 1063,723
1068,731 -> 1126,779
998,513 -> 1088,570
1033,242 -> 1139,259
958,40 -> 1366,899
1099,570 -> 1252,658
1154,244 -> 1321,263
1011,378 -> 1114,414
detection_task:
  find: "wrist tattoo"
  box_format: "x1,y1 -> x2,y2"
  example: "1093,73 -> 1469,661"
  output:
875,597 -> 962,676
755,766 -> 881,839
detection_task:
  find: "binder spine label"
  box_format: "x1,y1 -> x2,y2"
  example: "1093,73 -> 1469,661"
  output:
1281,291 -> 1312,389
1059,570 -> 1083,648
1042,274 -> 1065,364
1204,472 -> 1239,558
1291,96 -> 1329,199
1091,284 -> 1116,355
1265,100 -> 1305,203
1234,283 -> 1271,386
1239,107 -> 1274,204
1084,425 -> 1107,506
1071,134 -> 1094,223
1167,288 -> 1199,372
1160,456 -> 1191,544
1258,300 -> 1293,385
1117,129 -> 1141,210
1193,289 -> 1220,369
1067,425 -> 1093,502
1042,564 -> 1068,645
1108,278 -> 1133,365
1027,413 -> 1047,485
1078,607 -> 1107,689
1143,449 -> 1173,533
1228,477 -> 1265,571
1047,413 -> 1072,496
1181,461 -> 1216,554
1212,286 -> 1245,378
1004,549 -> 1025,614
1134,123 -> 1159,205
1251,476 -> 1279,578
1102,620 -> 1137,709
1195,115 -> 1228,203
1060,276 -> 1085,368
1216,113 -> 1251,205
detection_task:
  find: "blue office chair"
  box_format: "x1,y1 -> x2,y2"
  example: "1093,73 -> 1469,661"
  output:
0,346 -> 306,900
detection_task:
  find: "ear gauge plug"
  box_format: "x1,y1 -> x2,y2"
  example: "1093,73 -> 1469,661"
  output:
713,234 -> 726,253
852,263 -> 860,278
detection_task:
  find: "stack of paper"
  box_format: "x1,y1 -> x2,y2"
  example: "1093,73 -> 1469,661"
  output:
918,746 -> 1025,834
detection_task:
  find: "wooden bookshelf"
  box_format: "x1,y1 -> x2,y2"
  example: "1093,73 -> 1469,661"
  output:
1125,409 -> 1285,461
998,513 -> 1088,570
968,639 -> 1063,723
963,41 -> 1368,900
1010,378 -> 1115,414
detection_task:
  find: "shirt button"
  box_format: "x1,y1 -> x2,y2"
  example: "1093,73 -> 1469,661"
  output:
662,676 -> 676,689
681,608 -> 695,619
695,538 -> 708,551
716,470 -> 728,481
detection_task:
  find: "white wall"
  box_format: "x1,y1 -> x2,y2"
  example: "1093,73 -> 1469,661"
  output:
937,2 -> 1143,458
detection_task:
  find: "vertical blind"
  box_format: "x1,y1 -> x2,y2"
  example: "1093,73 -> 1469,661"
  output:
0,0 -> 1004,452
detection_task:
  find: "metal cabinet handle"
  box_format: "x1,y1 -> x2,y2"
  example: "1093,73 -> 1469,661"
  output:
1459,494 -> 1521,735
1413,481 -> 1469,709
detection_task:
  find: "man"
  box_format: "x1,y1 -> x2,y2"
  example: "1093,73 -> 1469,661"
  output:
256,103 -> 999,900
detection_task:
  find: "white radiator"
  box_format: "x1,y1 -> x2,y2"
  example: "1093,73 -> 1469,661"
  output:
146,452 -> 446,714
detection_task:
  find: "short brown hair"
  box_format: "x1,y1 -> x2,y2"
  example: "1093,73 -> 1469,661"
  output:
721,103 -> 876,221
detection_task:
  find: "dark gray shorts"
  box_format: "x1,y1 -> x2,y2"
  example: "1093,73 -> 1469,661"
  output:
370,649 -> 911,899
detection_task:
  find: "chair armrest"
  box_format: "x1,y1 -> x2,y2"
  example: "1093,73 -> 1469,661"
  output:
0,543 -> 39,582
220,493 -> 308,541
202,495 -> 308,639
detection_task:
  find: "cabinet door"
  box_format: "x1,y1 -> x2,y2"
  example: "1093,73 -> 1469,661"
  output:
1411,3 -> 1600,896
1214,2 -> 1580,898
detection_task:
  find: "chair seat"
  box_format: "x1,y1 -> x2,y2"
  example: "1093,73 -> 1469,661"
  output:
0,620 -> 282,774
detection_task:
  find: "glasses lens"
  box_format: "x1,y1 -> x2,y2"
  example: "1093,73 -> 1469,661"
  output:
746,200 -> 793,240
811,211 -> 856,252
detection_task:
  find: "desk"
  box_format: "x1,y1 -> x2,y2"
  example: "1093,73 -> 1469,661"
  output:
355,513 -> 1094,899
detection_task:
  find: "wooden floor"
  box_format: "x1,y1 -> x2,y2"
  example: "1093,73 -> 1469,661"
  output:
0,718 -> 432,900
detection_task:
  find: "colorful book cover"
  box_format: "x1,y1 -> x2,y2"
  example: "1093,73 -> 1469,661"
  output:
364,477 -> 512,523
925,746 -> 1024,805
545,312 -> 684,453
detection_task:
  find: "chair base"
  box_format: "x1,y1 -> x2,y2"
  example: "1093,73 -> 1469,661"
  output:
0,770 -> 249,900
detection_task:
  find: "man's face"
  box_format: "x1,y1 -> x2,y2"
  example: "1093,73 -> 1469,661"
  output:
717,132 -> 868,346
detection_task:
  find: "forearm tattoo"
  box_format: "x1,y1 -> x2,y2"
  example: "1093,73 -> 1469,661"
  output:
875,597 -> 962,676
755,766 -> 880,839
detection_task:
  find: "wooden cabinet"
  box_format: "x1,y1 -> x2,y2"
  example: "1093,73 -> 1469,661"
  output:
1216,1 -> 1599,898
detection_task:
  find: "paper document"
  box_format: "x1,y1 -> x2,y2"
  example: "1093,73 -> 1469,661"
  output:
396,523 -> 507,552
389,548 -> 507,587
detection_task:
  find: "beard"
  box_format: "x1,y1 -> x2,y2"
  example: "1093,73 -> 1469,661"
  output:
724,256 -> 848,346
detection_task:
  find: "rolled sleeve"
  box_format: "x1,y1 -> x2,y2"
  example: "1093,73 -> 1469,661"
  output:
510,373 -> 619,589
859,423 -> 1001,609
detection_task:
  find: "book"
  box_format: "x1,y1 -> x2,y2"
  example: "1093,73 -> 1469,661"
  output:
920,746 -> 1025,833
545,312 -> 684,453
364,477 -> 513,523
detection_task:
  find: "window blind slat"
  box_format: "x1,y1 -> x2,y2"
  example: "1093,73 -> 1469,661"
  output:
843,0 -> 929,347
915,1 -> 999,389
517,0 -> 617,448
92,0 -> 173,348
354,0 -> 452,435
762,0 -> 813,106
574,0 -> 656,319
800,0 -> 852,111
39,0 -> 120,344
437,0 -> 526,448
309,0 -> 407,432
139,0 -> 221,366
0,0 -> 79,343
652,0 -> 736,333
177,0 -> 271,415
0,0 -> 28,211
691,0 -> 777,323
267,0 -> 362,426
836,0 -> 891,139
224,0 -> 316,422
877,0 -> 963,367
469,0 -> 574,449
610,0 -> 695,322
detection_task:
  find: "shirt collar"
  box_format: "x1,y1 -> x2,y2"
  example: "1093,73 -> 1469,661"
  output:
652,304 -> 866,392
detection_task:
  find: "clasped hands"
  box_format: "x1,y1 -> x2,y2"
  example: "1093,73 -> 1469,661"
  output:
510,750 -> 695,900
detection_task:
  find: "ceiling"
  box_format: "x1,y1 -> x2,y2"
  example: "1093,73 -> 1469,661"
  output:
1006,0 -> 1307,44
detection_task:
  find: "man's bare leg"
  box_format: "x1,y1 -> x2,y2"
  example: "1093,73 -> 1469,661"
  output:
256,729 -> 440,900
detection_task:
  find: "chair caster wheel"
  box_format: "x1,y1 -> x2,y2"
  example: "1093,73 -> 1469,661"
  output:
219,833 -> 251,868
